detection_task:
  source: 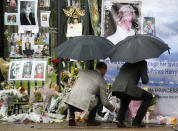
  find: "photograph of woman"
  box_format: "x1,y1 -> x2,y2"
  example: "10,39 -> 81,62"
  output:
23,37 -> 34,56
20,1 -> 36,25
22,62 -> 32,78
102,1 -> 141,45
9,0 -> 16,7
9,62 -> 21,80
7,15 -> 16,24
34,63 -> 44,79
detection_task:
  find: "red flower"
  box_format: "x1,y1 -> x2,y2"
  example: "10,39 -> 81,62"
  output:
52,59 -> 59,63
0,103 -> 2,108
20,86 -> 25,93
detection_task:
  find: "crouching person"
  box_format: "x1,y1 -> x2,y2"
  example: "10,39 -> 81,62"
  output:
65,62 -> 116,126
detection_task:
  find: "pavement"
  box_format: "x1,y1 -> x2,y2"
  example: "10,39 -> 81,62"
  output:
0,122 -> 176,131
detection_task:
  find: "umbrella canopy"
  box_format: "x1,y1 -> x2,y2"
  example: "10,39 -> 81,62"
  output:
109,34 -> 170,63
55,35 -> 114,61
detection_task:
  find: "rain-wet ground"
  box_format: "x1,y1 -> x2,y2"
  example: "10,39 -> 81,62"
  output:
0,121 -> 176,131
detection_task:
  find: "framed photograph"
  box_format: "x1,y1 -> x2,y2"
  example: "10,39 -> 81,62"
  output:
143,17 -> 155,36
22,35 -> 35,56
18,0 -> 39,33
9,61 -> 23,80
32,61 -> 47,81
40,11 -> 51,27
4,13 -> 18,25
101,0 -> 142,44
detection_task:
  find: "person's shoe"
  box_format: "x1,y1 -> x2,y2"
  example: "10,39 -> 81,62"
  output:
116,120 -> 126,128
69,119 -> 76,126
87,120 -> 101,126
132,122 -> 146,128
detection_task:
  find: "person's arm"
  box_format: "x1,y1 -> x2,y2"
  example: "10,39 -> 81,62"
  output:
99,79 -> 115,112
140,61 -> 149,84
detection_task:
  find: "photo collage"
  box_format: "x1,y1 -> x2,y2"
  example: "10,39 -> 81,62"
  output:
9,60 -> 47,81
9,32 -> 49,57
5,0 -> 51,58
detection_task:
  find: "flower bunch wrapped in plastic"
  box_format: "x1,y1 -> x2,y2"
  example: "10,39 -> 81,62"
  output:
0,87 -> 23,117
29,87 -> 42,108
69,68 -> 79,87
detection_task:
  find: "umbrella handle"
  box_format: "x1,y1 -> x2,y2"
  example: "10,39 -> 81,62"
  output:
168,49 -> 170,54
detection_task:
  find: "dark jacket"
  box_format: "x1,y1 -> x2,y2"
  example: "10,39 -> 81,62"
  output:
111,60 -> 149,98
20,13 -> 36,25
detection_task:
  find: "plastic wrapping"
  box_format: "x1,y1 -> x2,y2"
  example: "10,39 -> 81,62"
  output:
29,112 -> 41,123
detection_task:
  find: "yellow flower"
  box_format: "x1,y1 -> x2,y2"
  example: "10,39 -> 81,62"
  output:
73,75 -> 77,79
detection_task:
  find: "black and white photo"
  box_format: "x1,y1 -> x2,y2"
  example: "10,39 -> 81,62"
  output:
18,0 -> 39,33
9,62 -> 22,80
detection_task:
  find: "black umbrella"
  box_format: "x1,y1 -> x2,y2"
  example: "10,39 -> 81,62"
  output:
109,34 -> 170,63
55,35 -> 114,61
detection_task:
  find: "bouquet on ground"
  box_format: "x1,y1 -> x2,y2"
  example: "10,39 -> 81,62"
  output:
0,86 -> 23,117
29,87 -> 42,109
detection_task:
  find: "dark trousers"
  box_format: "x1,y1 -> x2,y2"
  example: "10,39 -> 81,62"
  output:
68,95 -> 101,121
113,90 -> 153,124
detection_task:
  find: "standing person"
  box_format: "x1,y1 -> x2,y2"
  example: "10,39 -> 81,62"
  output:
111,60 -> 153,128
20,2 -> 36,25
65,62 -> 117,126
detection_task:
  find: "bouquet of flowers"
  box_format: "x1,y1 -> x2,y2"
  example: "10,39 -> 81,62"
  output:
0,88 -> 23,116
29,87 -> 42,109
68,68 -> 79,87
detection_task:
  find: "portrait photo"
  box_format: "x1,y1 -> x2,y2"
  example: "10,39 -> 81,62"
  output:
18,0 -> 39,33
22,35 -> 35,56
143,17 -> 155,36
20,1 -> 36,25
40,11 -> 51,27
7,0 -> 17,7
101,0 -> 141,45
32,61 -> 47,81
4,13 -> 18,25
22,62 -> 32,79
9,62 -> 22,80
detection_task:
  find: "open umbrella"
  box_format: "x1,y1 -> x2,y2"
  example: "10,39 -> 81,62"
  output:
109,34 -> 170,63
55,35 -> 114,61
